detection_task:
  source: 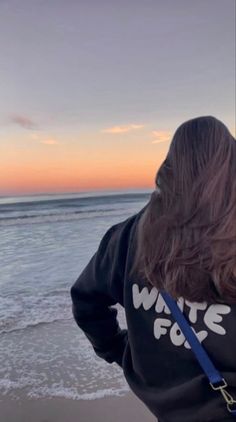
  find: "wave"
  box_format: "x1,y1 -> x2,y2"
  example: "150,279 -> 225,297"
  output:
0,207 -> 133,225
0,315 -> 73,335
0,376 -> 129,400
0,191 -> 150,226
0,292 -> 121,335
0,291 -> 72,334
0,207 -> 118,221
0,208 -> 130,226
27,385 -> 130,400
0,191 -> 150,208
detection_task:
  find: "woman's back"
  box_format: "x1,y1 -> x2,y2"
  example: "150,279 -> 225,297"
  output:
71,116 -> 236,421
121,208 -> 236,421
124,115 -> 236,419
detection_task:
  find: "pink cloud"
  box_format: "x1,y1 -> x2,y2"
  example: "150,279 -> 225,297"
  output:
40,139 -> 59,145
102,124 -> 144,134
9,114 -> 37,130
151,130 -> 172,144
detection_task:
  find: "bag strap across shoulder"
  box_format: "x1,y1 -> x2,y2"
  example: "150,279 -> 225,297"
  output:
161,290 -> 236,417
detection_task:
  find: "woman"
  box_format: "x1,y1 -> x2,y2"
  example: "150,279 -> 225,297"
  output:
70,116 -> 236,421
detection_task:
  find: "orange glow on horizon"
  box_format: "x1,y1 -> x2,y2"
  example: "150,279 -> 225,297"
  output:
0,162 -> 159,196
0,131 -> 167,196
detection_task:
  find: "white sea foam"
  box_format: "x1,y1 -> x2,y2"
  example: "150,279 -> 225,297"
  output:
0,192 -> 148,400
0,375 -> 44,395
0,317 -> 128,400
0,376 -> 130,401
28,385 -> 130,400
0,292 -> 71,334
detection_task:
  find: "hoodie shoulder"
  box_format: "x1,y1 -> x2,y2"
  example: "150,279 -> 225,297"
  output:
101,205 -> 148,305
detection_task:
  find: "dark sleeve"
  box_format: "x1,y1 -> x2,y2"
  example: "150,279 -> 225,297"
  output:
70,219 -> 133,367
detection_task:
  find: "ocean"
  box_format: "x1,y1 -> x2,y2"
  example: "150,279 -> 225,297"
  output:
0,189 -> 152,401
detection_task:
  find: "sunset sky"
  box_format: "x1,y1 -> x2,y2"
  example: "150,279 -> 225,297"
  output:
0,0 -> 235,196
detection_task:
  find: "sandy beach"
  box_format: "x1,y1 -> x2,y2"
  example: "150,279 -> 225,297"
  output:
1,391 -> 156,422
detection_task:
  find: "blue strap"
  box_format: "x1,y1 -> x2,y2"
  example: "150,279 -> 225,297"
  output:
161,291 -> 236,416
160,290 -> 223,385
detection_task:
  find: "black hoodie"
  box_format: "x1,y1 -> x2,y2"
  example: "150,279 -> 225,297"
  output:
70,206 -> 236,422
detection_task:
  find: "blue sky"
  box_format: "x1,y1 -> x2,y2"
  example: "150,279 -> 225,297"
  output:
0,0 -> 235,195
0,0 -> 235,131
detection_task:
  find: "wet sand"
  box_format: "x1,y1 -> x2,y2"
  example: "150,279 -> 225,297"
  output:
1,390 -> 157,422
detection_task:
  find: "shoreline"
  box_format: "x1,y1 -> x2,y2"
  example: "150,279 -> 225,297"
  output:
1,391 -> 156,422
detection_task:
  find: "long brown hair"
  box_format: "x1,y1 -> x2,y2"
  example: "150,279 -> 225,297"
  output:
130,116 -> 236,304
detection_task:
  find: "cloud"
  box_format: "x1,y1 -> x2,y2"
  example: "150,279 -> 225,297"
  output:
9,114 -> 36,130
40,139 -> 59,145
102,124 -> 144,134
29,133 -> 59,145
151,130 -> 172,144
